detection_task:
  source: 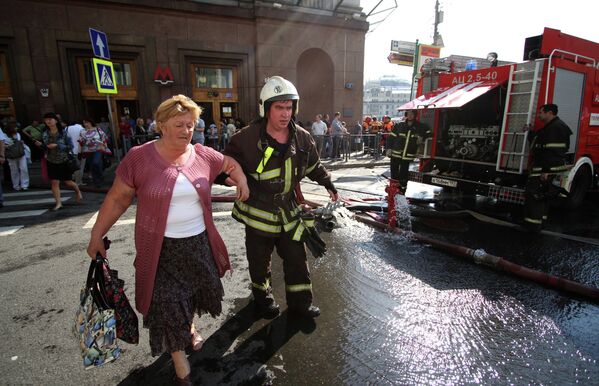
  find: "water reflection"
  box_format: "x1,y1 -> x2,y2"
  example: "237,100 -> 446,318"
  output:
320,219 -> 599,384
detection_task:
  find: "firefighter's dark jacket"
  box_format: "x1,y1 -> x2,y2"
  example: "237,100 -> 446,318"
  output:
386,120 -> 431,160
528,116 -> 572,175
223,119 -> 336,238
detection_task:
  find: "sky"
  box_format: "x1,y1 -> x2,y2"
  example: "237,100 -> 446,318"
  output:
362,0 -> 599,82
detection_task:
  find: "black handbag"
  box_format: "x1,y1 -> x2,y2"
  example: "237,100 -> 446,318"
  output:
5,140 -> 25,159
64,129 -> 80,172
67,152 -> 80,172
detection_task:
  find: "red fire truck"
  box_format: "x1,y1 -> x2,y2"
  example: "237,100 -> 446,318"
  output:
399,28 -> 599,208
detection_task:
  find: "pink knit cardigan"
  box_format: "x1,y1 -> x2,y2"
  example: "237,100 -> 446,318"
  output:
116,141 -> 230,315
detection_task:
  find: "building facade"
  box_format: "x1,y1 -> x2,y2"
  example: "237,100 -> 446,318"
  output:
0,0 -> 367,130
363,76 -> 411,118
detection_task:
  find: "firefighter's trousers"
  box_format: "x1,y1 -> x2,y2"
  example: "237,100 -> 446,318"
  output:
245,227 -> 313,310
523,176 -> 549,231
390,157 -> 410,190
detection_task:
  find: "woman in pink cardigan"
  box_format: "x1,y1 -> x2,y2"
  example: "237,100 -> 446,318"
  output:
86,95 -> 249,385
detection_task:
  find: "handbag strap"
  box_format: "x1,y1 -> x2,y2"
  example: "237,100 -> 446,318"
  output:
83,255 -> 112,310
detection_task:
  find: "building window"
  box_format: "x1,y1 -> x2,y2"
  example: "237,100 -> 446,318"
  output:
195,67 -> 233,89
83,60 -> 94,85
113,63 -> 132,86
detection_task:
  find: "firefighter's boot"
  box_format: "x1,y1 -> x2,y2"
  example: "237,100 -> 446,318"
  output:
252,294 -> 280,319
289,304 -> 321,318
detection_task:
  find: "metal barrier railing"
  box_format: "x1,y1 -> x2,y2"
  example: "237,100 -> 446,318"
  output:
115,132 -> 392,162
312,133 -> 386,161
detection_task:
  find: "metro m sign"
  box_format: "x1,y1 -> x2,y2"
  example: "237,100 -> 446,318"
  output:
154,64 -> 174,85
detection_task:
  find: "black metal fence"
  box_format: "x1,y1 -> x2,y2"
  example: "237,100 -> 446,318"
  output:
312,133 -> 385,161
116,133 -> 388,162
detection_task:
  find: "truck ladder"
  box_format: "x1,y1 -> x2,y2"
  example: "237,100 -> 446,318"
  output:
496,60 -> 543,174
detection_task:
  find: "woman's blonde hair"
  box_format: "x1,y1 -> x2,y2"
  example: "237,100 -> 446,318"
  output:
154,95 -> 201,134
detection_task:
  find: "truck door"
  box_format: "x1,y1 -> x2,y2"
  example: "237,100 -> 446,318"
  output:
552,68 -> 585,154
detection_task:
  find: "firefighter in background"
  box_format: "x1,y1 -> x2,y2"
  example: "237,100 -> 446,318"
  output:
362,116 -> 372,133
386,109 -> 431,192
381,115 -> 393,151
523,103 -> 572,231
362,116 -> 372,154
223,76 -> 338,319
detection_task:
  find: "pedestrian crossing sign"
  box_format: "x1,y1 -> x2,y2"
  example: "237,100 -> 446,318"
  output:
92,58 -> 118,94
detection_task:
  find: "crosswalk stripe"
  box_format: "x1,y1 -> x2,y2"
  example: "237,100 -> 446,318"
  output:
83,212 -> 98,229
82,211 -> 232,229
3,197 -> 71,206
0,209 -> 48,220
0,225 -> 24,236
3,190 -> 72,198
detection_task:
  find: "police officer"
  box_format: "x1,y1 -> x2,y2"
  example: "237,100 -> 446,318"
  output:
523,103 -> 572,231
223,76 -> 338,318
386,110 -> 431,192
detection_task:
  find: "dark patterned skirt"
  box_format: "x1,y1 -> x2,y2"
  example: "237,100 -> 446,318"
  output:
143,231 -> 224,356
47,160 -> 73,181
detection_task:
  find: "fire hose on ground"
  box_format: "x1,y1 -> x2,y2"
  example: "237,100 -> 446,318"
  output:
352,214 -> 599,303
209,189 -> 599,302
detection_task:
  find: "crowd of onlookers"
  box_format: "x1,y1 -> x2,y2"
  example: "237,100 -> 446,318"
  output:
189,117 -> 246,152
298,112 -> 396,159
0,110 -> 394,208
0,113 -> 247,204
0,114 -> 116,192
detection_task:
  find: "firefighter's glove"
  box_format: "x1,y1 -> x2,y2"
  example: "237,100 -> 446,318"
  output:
385,149 -> 392,158
298,212 -> 327,258
303,226 -> 327,258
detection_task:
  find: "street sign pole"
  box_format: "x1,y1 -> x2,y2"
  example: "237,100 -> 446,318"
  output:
106,94 -> 120,162
89,29 -> 120,162
410,39 -> 420,100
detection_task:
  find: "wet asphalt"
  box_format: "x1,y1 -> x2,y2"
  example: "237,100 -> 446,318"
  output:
1,166 -> 598,385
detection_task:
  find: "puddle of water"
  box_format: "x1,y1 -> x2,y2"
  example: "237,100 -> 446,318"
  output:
292,217 -> 599,385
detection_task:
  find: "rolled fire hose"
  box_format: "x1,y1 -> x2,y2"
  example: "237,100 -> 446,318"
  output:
353,214 -> 599,303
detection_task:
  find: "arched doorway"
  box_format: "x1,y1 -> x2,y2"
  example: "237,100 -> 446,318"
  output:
296,48 -> 334,127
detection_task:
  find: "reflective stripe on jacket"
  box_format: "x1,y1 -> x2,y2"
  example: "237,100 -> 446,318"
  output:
386,120 -> 430,160
224,120 -> 335,238
528,116 -> 572,174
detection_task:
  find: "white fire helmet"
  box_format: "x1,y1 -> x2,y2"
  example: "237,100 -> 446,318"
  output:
259,76 -> 300,117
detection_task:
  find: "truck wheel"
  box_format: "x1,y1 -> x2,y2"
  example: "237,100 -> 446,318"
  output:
565,166 -> 592,209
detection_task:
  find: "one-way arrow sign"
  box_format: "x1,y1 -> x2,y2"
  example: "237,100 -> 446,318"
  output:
89,28 -> 110,60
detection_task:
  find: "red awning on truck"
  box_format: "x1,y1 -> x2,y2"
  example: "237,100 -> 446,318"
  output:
398,80 -> 504,110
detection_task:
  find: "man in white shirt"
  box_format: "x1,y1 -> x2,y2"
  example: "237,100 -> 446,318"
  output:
66,120 -> 85,184
311,114 -> 327,157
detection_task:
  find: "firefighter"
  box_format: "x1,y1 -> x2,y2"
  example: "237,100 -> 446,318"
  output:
523,103 -> 572,231
386,109 -> 431,192
381,115 -> 393,151
223,76 -> 338,319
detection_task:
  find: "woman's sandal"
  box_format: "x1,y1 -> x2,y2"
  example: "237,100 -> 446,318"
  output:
174,374 -> 192,386
190,325 -> 204,351
191,331 -> 204,351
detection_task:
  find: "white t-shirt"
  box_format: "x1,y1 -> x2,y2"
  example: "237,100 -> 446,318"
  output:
164,173 -> 206,238
311,121 -> 327,136
66,124 -> 85,154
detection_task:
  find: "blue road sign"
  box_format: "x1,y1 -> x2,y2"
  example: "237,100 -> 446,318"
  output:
89,28 -> 110,60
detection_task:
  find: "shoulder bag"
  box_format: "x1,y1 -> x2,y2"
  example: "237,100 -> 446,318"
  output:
5,137 -> 25,159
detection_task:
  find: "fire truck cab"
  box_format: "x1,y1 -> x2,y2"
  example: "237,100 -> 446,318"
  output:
400,28 -> 599,208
